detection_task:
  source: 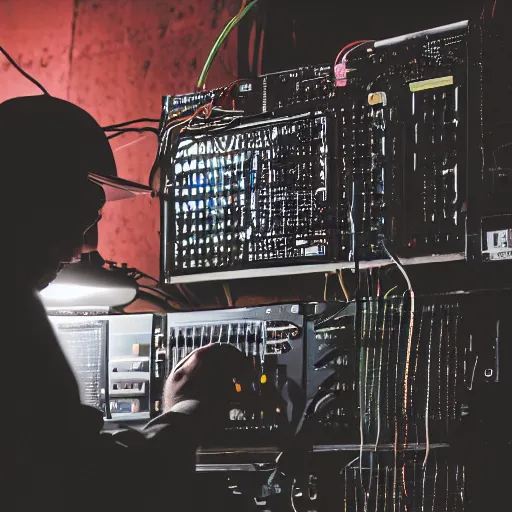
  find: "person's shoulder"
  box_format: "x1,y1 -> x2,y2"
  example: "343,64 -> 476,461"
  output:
16,283 -> 48,319
16,282 -> 40,304
15,284 -> 58,344
14,282 -> 82,409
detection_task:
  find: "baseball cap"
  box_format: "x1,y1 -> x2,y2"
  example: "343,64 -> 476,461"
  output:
0,95 -> 152,202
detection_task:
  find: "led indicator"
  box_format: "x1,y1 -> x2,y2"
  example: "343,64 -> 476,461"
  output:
368,91 -> 387,106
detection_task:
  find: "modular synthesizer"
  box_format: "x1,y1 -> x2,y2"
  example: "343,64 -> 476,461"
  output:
157,20 -> 511,284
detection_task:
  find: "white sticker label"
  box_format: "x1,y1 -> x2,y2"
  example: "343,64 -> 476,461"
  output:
486,229 -> 510,250
304,246 -> 319,255
489,250 -> 512,261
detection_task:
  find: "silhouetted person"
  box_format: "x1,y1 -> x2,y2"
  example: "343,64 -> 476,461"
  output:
4,95 -> 252,512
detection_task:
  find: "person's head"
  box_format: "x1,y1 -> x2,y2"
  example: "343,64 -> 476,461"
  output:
1,95 -> 116,289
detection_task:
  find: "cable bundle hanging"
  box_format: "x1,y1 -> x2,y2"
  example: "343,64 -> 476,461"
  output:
103,118 -> 160,141
196,0 -> 260,90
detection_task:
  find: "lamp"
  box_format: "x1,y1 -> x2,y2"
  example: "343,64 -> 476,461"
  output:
39,252 -> 138,310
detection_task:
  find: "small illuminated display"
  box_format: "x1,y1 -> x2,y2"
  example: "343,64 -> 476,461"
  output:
110,398 -> 140,414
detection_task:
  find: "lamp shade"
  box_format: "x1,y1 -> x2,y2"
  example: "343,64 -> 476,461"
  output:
39,260 -> 138,309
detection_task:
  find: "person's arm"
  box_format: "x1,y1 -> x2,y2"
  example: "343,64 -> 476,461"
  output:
15,287 -> 253,511
97,345 -> 254,511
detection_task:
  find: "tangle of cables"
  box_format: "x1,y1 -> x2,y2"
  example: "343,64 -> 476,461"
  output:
102,118 -> 160,141
104,261 -> 199,312
100,0 -> 258,190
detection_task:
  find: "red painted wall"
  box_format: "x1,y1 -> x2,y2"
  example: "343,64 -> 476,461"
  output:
1,0 -> 239,279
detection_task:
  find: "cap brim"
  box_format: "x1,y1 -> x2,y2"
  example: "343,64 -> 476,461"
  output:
88,172 -> 153,201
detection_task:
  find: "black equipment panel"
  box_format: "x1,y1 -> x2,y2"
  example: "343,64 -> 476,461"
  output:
157,19 -> 512,283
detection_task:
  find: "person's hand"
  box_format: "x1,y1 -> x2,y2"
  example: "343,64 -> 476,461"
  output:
162,343 -> 256,429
